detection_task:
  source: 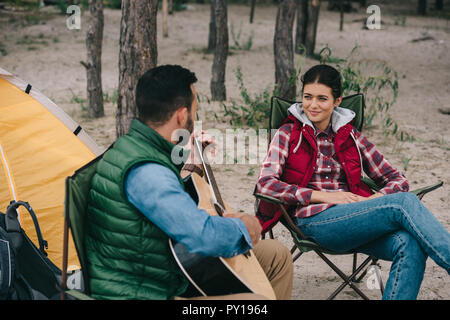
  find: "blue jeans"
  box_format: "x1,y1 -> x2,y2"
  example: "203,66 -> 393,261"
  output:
295,192 -> 450,300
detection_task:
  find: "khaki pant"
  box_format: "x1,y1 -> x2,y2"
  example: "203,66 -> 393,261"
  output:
176,239 -> 293,300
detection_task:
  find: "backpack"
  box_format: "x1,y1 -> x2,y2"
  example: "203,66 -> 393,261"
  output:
0,200 -> 62,300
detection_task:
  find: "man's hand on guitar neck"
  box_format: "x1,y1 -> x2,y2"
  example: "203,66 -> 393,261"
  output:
186,130 -> 217,164
223,212 -> 262,247
181,130 -> 216,178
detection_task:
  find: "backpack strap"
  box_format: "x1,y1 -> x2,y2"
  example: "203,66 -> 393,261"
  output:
5,201 -> 48,256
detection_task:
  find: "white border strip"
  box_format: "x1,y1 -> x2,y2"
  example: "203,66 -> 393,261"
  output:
0,142 -> 17,201
0,141 -> 20,223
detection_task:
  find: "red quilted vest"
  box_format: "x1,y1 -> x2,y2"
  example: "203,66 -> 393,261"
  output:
257,115 -> 373,233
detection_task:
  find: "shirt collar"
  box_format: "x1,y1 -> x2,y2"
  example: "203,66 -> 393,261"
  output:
314,123 -> 333,137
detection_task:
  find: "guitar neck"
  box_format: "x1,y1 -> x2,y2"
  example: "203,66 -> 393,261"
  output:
193,138 -> 226,216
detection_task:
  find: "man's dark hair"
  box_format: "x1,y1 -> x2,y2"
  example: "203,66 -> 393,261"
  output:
136,65 -> 198,125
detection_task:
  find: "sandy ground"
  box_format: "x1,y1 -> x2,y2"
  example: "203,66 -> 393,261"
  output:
1,1 -> 449,300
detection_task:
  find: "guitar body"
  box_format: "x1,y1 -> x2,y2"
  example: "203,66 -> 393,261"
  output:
170,240 -> 253,297
170,171 -> 276,299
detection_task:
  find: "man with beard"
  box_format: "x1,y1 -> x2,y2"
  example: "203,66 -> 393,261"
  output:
84,65 -> 293,300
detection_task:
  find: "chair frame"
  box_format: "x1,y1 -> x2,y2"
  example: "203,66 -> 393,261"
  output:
255,95 -> 443,300
258,192 -> 382,300
61,153 -> 106,300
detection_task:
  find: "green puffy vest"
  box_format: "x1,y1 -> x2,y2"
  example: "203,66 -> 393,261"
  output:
84,119 -> 189,299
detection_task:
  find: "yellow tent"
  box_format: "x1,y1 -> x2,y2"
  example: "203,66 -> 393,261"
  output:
0,67 -> 104,269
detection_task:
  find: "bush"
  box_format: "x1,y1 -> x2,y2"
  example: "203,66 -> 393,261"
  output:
220,66 -> 273,129
104,0 -> 121,9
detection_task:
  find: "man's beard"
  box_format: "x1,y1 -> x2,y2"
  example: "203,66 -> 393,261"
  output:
173,113 -> 194,146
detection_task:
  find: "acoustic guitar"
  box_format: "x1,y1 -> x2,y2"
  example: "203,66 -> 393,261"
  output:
169,137 -> 276,299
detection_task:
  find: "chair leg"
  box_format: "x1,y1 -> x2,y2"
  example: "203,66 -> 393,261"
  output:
289,244 -> 304,262
293,251 -> 303,262
348,257 -> 385,298
290,244 -> 297,254
290,245 -> 382,298
262,229 -> 275,240
314,250 -> 372,300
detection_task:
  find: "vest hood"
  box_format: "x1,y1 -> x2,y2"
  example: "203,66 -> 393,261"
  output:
287,103 -> 356,133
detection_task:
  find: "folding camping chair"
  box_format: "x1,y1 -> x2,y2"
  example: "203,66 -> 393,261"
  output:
60,154 -> 104,300
254,94 -> 444,300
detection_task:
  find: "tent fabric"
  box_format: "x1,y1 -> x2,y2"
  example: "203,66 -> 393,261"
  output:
0,67 -> 105,269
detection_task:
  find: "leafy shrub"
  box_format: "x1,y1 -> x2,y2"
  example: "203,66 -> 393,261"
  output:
220,66 -> 272,129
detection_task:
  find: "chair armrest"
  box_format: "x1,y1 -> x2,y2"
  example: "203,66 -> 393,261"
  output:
362,175 -> 443,200
254,191 -> 334,253
253,192 -> 286,205
410,181 -> 443,200
361,176 -> 382,192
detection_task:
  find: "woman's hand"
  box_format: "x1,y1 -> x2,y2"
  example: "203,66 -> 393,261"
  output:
366,192 -> 384,200
310,190 -> 368,204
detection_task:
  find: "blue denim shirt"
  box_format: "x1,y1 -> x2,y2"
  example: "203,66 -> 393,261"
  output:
124,162 -> 253,258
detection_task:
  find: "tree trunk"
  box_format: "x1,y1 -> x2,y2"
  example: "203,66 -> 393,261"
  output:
305,0 -> 320,57
210,0 -> 228,101
418,0 -> 427,15
435,0 -> 443,10
208,0 -> 217,52
169,0 -> 173,14
162,0 -> 169,38
327,0 -> 336,10
249,0 -> 256,23
295,0 -> 308,54
116,0 -> 158,137
85,0 -> 104,118
274,0 -> 297,100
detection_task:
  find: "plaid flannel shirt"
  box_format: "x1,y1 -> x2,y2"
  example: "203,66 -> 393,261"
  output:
256,122 -> 409,218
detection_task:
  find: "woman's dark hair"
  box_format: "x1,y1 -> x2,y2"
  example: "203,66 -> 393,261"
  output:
136,64 -> 198,125
301,64 -> 342,100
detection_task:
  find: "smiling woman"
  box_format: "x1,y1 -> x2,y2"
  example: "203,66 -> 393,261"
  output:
256,64 -> 450,300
